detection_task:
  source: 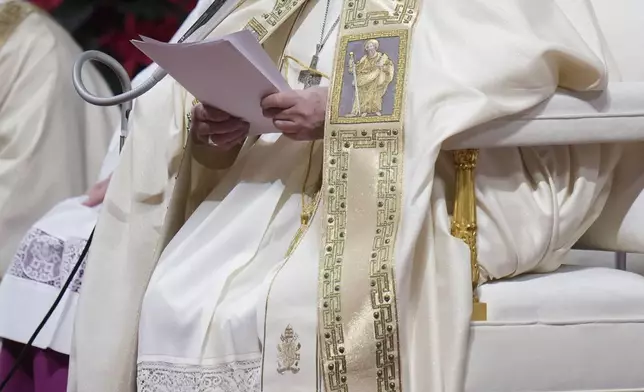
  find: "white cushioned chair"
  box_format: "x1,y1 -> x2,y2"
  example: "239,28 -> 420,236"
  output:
447,84 -> 644,392
444,2 -> 644,390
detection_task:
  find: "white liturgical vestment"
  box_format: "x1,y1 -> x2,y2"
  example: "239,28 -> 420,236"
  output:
69,1 -> 640,391
0,0 -> 117,275
136,0 -> 339,388
0,0 -> 217,356
0,0 -> 118,281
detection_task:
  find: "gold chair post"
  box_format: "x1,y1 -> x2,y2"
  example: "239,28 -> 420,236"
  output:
451,150 -> 487,321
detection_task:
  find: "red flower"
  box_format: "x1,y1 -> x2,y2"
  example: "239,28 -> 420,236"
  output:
98,13 -> 181,76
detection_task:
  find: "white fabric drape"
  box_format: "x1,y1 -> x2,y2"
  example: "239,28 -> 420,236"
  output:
0,0 -> 214,356
0,4 -> 117,274
70,1 -> 634,391
137,3 -> 339,387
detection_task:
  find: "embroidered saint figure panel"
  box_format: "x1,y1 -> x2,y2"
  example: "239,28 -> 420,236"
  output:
331,30 -> 408,124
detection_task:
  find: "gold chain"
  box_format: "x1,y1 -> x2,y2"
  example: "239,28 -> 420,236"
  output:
286,141 -> 321,257
299,141 -> 319,224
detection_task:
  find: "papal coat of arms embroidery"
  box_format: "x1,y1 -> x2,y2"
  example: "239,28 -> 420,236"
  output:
277,324 -> 301,374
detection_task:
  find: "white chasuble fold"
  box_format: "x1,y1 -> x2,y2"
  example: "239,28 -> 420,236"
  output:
70,1 -> 308,391
260,192 -> 323,392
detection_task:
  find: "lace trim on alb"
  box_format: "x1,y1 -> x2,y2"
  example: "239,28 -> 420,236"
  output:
8,228 -> 87,293
137,358 -> 261,392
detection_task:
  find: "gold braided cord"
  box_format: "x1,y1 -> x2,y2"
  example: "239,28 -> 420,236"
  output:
281,55 -> 331,84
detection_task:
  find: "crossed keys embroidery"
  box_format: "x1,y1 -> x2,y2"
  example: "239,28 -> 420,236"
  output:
277,324 -> 301,374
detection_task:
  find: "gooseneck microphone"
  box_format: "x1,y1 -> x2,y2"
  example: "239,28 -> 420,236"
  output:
71,0 -> 238,129
72,0 -> 238,148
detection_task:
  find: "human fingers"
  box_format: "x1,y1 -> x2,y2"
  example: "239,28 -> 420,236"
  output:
192,103 -> 231,123
273,119 -> 299,134
82,176 -> 111,207
272,105 -> 304,121
193,118 -> 249,141
262,107 -> 282,119
260,91 -> 300,111
195,124 -> 247,145
207,128 -> 249,150
223,130 -> 250,149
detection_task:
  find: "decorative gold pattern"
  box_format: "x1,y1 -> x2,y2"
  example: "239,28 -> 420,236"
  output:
0,1 -> 35,48
244,0 -> 303,42
330,30 -> 408,124
343,0 -> 417,29
450,149 -> 487,321
277,324 -> 302,374
320,127 -> 404,392
319,1 -> 420,391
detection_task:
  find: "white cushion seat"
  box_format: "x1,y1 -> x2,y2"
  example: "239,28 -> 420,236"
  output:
465,265 -> 644,392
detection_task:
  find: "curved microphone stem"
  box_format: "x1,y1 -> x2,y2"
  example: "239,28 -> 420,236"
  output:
71,0 -> 236,147
72,51 -> 153,149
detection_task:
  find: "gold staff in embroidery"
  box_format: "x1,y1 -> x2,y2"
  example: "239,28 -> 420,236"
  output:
348,52 -> 361,116
276,324 -> 302,374
348,38 -> 395,117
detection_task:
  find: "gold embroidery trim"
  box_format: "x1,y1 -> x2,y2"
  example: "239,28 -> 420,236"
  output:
0,1 -> 35,49
319,1 -> 420,391
244,0 -> 306,42
344,0 -> 417,29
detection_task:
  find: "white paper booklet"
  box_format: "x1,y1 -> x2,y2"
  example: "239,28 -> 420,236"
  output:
132,30 -> 290,135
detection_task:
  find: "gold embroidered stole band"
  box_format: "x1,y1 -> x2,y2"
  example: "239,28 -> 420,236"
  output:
0,1 -> 34,49
244,0 -> 307,43
319,1 -> 420,391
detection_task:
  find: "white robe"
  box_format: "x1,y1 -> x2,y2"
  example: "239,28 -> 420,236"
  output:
138,1 -> 620,391
70,0 -> 637,391
0,1 -> 117,275
0,0 -> 215,356
137,1 -> 339,388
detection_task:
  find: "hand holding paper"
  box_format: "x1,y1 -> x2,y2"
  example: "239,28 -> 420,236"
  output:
190,104 -> 249,149
260,87 -> 328,141
132,30 -> 291,135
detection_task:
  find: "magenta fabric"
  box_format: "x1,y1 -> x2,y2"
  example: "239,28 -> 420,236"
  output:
0,340 -> 68,392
